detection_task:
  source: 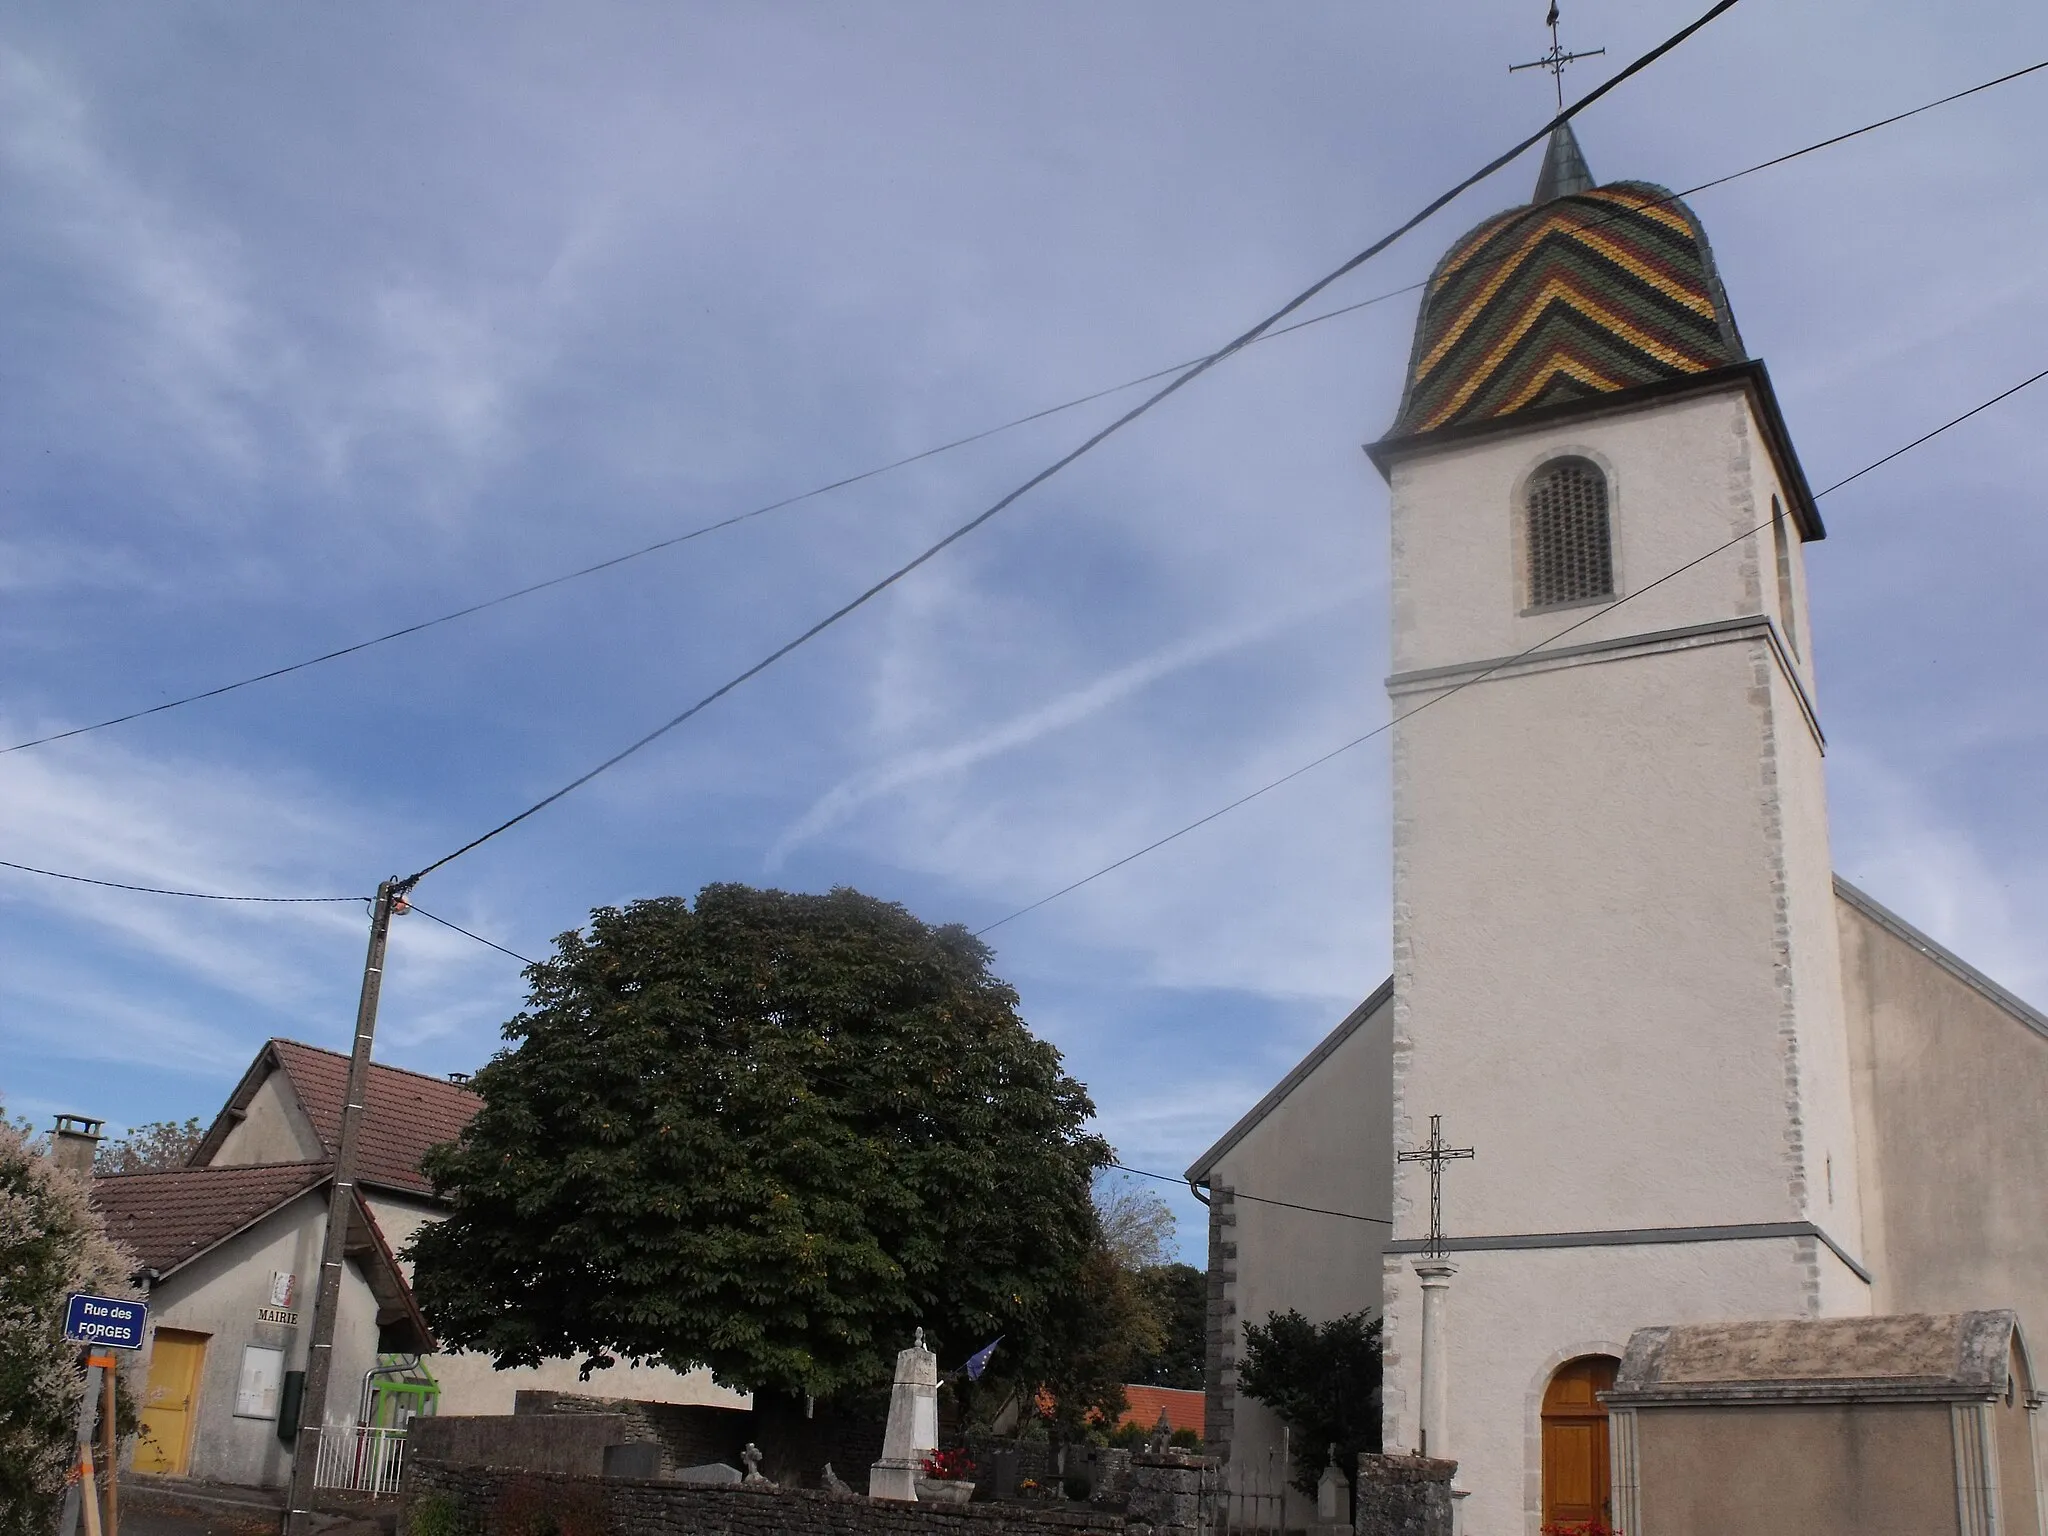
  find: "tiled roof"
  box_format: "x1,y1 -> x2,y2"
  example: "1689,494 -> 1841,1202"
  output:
1117,1384 -> 1205,1437
1388,180 -> 1745,437
93,1162 -> 329,1276
268,1039 -> 480,1198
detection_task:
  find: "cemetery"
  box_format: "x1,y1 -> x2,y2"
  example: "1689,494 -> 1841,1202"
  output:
391,1328 -> 1457,1536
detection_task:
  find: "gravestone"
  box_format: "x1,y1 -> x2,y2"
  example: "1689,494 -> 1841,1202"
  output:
673,1461 -> 742,1484
867,1328 -> 939,1501
986,1446 -> 1020,1500
602,1442 -> 662,1480
1317,1444 -> 1350,1526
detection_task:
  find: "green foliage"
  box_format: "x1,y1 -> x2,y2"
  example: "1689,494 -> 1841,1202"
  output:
0,1107 -> 141,1536
407,1492 -> 465,1536
1104,1411 -> 1204,1453
1104,1418 -> 1149,1449
1129,1262 -> 1205,1389
1095,1179 -> 1175,1268
1236,1308 -> 1383,1498
94,1118 -> 205,1175
407,884 -> 1111,1401
1032,1234 -> 1170,1436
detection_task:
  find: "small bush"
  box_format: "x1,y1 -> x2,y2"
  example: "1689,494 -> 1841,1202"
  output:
408,1492 -> 463,1536
1168,1427 -> 1203,1451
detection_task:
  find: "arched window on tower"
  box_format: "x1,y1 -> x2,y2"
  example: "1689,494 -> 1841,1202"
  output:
1525,457 -> 1613,609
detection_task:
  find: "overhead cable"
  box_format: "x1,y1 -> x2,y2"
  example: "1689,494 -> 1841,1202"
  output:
0,857 -> 362,903
7,368 -> 2040,919
976,361 -> 2048,934
1110,1159 -> 1394,1227
395,0 -> 1747,890
10,49 -> 2039,761
404,902 -> 541,966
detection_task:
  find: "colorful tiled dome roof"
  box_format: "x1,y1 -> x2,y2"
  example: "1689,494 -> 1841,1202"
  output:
1389,126 -> 1747,437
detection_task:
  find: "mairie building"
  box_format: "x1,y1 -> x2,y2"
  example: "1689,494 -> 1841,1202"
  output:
87,1038 -> 743,1489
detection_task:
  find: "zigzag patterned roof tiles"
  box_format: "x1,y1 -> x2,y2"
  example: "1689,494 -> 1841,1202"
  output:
1390,180 -> 1747,438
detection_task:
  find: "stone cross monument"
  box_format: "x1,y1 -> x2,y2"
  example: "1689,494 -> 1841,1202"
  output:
1400,1115 -> 1472,1459
868,1327 -> 940,1501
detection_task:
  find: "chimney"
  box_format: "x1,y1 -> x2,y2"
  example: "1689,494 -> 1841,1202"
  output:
49,1114 -> 104,1179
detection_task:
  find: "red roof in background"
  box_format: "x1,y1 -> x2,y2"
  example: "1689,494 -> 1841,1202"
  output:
1117,1385 -> 1205,1437
191,1039 -> 481,1200
267,1040 -> 480,1198
94,1161 -> 329,1275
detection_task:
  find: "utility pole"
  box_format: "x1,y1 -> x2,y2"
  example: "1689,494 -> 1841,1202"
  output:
284,878 -> 406,1534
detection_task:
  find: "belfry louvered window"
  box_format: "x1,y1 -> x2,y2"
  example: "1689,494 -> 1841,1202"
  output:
1525,457 -> 1614,609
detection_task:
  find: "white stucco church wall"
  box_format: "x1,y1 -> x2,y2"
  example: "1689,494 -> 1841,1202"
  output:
1379,377 -> 1870,1534
1190,128 -> 2047,1536
1187,984 -> 1394,1528
1838,883 -> 2048,1364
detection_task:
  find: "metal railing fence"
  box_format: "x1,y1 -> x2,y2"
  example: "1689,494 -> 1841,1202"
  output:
310,1423 -> 406,1495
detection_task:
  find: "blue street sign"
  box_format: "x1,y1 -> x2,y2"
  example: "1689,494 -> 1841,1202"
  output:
63,1293 -> 148,1350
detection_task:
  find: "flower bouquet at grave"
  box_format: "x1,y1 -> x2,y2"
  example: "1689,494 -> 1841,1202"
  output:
915,1447 -> 978,1505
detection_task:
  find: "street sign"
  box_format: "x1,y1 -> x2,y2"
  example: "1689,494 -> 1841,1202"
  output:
63,1293 -> 148,1350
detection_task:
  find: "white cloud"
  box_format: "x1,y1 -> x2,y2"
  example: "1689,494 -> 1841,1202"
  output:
770,590 -> 1362,864
0,45 -> 264,467
0,720 -> 520,1072
1831,745 -> 2047,1006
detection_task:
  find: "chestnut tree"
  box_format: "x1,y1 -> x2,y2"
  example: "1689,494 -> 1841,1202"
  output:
408,884 -> 1113,1408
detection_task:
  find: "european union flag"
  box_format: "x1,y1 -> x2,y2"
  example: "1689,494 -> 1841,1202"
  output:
961,1337 -> 1002,1381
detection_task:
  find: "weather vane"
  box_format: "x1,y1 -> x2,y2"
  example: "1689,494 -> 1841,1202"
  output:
1510,3 -> 1606,113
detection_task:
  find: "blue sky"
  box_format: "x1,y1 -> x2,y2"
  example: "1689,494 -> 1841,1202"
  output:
3,2 -> 2044,1261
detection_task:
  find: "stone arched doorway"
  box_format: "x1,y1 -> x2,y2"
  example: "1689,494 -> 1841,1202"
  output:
1541,1354 -> 1619,1529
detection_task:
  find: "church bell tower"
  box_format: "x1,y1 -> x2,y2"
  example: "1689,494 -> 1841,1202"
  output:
1369,124 -> 1872,1530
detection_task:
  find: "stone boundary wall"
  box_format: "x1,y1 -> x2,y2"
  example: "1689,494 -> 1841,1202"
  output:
402,1460 -> 1129,1536
409,1415 -> 629,1477
513,1388 -> 888,1488
511,1391 -> 737,1477
1353,1454 -> 1455,1536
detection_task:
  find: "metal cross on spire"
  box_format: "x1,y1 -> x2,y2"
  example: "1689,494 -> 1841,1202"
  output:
1398,1114 -> 1475,1259
1509,2 -> 1606,113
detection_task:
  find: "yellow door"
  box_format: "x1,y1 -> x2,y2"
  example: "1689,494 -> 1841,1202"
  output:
135,1330 -> 208,1476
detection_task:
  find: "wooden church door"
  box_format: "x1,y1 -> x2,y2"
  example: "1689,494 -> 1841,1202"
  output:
1541,1355 -> 1618,1529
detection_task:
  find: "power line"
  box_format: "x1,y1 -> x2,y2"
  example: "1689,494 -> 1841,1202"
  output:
405,902 -> 541,966
395,0 -> 1747,891
0,858 -> 361,903
1810,363 -> 2048,498
8,54 -> 2036,761
1110,1159 -> 1394,1227
9,359 -> 2033,923
977,360 -> 2048,935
